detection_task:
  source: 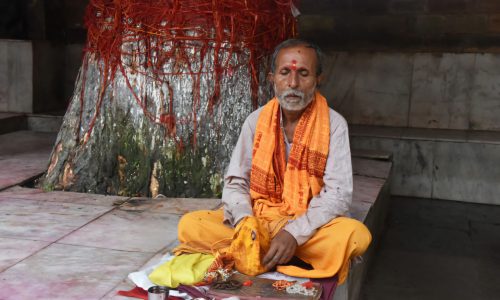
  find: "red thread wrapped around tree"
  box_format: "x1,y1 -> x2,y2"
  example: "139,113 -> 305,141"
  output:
81,0 -> 297,144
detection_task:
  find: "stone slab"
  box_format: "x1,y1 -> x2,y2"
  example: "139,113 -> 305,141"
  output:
0,42 -> 8,111
320,52 -> 358,122
0,113 -> 23,119
0,131 -> 55,157
466,130 -> 500,145
1,40 -> 33,113
352,157 -> 392,179
391,140 -> 434,199
0,156 -> 50,189
58,210 -> 180,253
102,248 -> 173,299
349,199 -> 372,222
401,127 -> 467,143
0,131 -> 56,190
351,148 -> 392,161
350,136 -> 399,161
0,113 -> 27,134
433,142 -> 500,205
351,53 -> 413,127
351,137 -> 434,199
470,53 -> 500,130
353,175 -> 386,205
350,125 -> 403,139
27,115 -> 63,133
409,53 -> 474,130
0,243 -> 151,300
0,237 -> 50,272
0,198 -> 112,242
0,186 -> 128,207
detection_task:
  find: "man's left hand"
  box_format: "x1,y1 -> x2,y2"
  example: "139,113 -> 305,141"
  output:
262,230 -> 298,270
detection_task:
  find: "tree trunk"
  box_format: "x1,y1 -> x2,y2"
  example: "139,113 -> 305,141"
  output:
42,49 -> 268,197
39,0 -> 295,197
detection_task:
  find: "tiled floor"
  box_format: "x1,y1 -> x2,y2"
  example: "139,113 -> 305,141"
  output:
0,187 -> 221,300
0,130 -> 392,300
362,196 -> 500,300
0,130 -> 221,300
0,131 -> 56,190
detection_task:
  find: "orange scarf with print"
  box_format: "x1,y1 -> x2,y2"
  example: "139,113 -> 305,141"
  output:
249,91 -> 330,235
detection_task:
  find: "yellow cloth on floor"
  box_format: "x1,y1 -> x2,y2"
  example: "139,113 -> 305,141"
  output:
148,253 -> 215,288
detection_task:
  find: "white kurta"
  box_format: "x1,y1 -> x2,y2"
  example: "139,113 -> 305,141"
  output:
222,105 -> 353,245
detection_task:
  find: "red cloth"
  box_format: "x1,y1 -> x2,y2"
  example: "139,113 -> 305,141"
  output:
312,275 -> 338,300
116,286 -> 183,300
117,286 -> 147,299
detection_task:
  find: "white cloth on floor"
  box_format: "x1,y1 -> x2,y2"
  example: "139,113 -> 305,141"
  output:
127,253 -> 309,299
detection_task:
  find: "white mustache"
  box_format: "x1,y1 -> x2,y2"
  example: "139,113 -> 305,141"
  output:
281,89 -> 305,99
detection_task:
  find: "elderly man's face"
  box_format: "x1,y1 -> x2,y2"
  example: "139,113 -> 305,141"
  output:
270,45 -> 321,112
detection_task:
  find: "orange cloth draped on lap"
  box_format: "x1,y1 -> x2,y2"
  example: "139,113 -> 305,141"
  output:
249,91 -> 330,236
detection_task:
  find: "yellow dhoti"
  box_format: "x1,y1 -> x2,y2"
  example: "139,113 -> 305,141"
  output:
174,209 -> 371,284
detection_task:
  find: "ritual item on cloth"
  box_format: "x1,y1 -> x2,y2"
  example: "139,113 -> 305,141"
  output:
149,253 -> 215,288
202,253 -> 236,285
116,286 -> 184,300
207,273 -> 322,300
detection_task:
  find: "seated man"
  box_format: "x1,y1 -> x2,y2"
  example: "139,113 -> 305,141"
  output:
174,39 -> 371,284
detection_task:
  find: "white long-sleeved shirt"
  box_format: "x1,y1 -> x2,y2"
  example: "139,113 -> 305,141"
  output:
222,106 -> 353,245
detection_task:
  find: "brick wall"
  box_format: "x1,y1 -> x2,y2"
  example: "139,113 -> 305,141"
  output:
299,0 -> 500,51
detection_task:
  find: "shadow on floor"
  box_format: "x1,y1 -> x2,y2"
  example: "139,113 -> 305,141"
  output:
362,196 -> 500,300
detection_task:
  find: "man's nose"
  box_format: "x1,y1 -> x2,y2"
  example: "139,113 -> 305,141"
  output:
288,72 -> 299,89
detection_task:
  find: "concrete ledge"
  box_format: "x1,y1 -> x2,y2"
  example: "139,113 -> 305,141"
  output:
336,153 -> 393,300
0,112 -> 27,134
350,125 -> 500,205
27,114 -> 63,133
351,125 -> 500,145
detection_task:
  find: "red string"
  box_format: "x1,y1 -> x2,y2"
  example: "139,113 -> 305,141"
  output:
81,0 -> 297,145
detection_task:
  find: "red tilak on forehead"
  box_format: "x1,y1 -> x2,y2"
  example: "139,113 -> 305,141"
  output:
291,59 -> 297,70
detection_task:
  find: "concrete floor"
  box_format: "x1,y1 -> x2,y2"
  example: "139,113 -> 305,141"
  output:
362,196 -> 500,300
0,130 -> 222,299
2,128 -> 498,300
0,128 -> 392,300
0,185 -> 221,299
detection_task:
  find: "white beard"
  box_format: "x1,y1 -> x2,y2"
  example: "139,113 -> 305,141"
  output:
274,85 -> 315,111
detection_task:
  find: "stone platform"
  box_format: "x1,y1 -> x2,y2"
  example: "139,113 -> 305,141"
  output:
0,130 -> 392,300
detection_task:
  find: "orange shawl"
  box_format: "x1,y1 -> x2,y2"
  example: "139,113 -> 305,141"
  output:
250,91 -> 330,235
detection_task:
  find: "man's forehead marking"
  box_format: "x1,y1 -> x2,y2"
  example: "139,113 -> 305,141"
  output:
291,59 -> 297,70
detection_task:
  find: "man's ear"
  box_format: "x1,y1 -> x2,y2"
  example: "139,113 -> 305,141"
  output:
316,74 -> 324,87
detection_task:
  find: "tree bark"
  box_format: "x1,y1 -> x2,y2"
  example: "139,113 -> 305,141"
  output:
42,47 -> 270,197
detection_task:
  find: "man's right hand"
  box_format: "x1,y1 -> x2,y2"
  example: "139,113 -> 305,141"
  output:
262,229 -> 298,270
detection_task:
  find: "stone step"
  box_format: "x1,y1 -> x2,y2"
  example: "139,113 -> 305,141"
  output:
350,125 -> 500,205
0,112 -> 63,134
26,114 -> 63,133
0,112 -> 27,134
351,148 -> 392,161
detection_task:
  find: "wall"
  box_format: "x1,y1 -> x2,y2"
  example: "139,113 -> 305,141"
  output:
320,52 -> 500,131
299,0 -> 500,50
0,40 -> 32,113
0,0 -> 87,114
